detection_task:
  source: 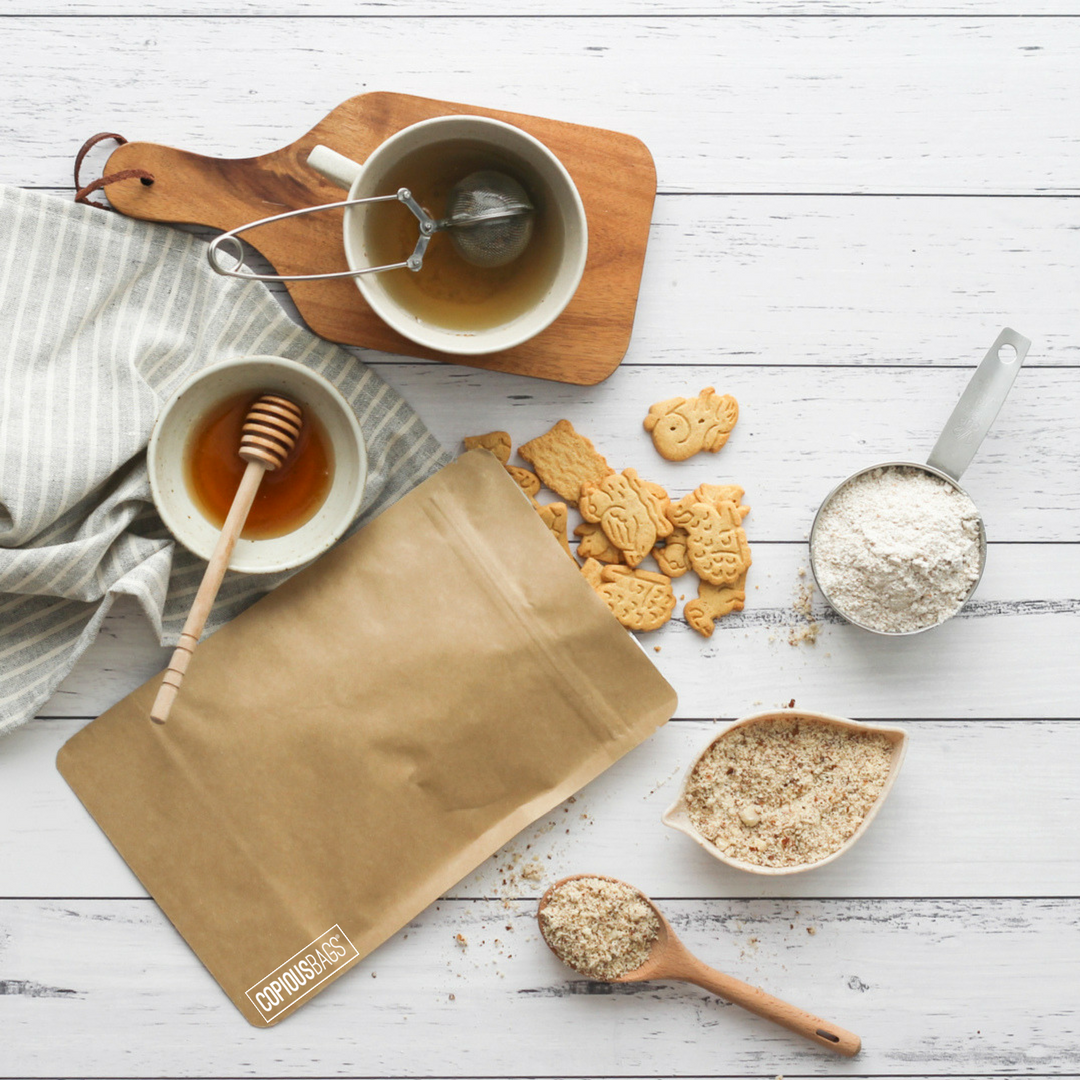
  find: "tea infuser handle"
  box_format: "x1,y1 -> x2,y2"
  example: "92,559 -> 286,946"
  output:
206,189 -> 435,283
927,327 -> 1031,482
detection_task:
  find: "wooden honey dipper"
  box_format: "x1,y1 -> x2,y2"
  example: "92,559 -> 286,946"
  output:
150,394 -> 304,724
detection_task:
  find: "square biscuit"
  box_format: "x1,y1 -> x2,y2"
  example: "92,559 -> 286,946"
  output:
518,420 -> 613,504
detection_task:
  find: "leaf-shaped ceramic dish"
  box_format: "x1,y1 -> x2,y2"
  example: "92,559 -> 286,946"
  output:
662,709 -> 908,876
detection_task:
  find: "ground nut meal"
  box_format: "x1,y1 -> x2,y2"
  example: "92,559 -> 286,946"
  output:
685,716 -> 896,868
539,876 -> 660,979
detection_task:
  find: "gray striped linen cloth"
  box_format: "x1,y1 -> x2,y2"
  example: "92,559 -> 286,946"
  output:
0,185 -> 451,735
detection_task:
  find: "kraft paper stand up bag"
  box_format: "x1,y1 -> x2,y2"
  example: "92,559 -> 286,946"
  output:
58,450 -> 677,1026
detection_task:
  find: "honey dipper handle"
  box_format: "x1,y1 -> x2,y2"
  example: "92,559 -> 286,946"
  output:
150,459 -> 267,724
677,956 -> 861,1056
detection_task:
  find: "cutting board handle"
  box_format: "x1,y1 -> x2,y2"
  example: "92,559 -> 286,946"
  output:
90,92 -> 657,384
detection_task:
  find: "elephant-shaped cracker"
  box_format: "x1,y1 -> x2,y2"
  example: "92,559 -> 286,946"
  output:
667,498 -> 752,586
643,388 -> 739,462
581,559 -> 676,632
579,468 -> 673,568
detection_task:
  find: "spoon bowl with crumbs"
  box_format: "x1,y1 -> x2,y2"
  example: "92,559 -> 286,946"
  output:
537,873 -> 860,1057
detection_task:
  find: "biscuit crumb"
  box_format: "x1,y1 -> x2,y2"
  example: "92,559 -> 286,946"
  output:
788,578 -> 821,645
455,934 -> 468,949
654,645 -> 661,653
521,860 -> 546,885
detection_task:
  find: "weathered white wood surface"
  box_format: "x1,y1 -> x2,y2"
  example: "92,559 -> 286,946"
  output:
35,542 -> 1080,720
5,716 -> 1079,900
12,1 -> 1080,15
1,897 -> 1077,1075
7,16 -> 1080,194
42,189 -> 1080,366
4,4 -> 1080,1078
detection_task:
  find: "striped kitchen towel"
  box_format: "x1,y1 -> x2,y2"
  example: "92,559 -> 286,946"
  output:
0,185 -> 451,735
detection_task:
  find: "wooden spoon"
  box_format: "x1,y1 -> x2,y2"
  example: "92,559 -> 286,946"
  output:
149,394 -> 304,724
537,873 -> 861,1057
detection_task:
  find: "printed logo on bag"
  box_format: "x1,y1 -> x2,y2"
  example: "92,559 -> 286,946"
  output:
246,924 -> 359,1022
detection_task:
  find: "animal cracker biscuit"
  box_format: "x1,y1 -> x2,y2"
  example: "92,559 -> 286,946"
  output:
652,527 -> 690,578
684,572 -> 748,638
534,500 -> 573,558
518,420 -> 613,504
655,487 -> 749,577
574,521 -> 624,564
581,559 -> 676,632
644,387 -> 738,461
507,465 -> 541,498
463,431 -> 512,465
579,468 -> 673,568
667,497 -> 752,586
692,483 -> 750,519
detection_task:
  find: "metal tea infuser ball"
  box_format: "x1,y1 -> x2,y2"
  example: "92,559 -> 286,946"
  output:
808,327 -> 1031,635
207,169 -> 535,282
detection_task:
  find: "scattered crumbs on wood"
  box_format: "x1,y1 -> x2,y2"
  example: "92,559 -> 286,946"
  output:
788,572 -> 821,646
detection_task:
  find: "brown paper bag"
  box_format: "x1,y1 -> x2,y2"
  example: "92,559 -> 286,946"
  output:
57,450 -> 677,1026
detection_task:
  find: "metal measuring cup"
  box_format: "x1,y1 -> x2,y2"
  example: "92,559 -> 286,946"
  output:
809,328 -> 1031,635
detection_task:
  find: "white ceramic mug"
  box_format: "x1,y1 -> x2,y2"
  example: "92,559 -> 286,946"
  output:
307,116 -> 588,355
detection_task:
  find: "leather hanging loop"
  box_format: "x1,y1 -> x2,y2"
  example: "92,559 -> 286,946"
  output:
74,133 -> 154,210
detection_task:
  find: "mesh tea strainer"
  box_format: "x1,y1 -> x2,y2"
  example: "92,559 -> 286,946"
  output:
207,169 -> 535,283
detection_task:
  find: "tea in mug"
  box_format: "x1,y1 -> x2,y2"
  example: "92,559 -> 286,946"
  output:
364,140 -> 563,333
184,391 -> 334,540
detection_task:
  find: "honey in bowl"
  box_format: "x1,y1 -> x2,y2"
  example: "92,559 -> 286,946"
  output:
184,391 -> 333,540
364,139 -> 563,332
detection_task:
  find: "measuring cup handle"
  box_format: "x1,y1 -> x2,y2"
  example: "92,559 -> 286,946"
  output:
926,327 -> 1031,481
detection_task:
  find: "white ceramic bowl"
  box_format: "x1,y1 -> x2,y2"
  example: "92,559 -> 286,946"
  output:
307,115 -> 588,355
148,356 -> 367,574
662,709 -> 908,876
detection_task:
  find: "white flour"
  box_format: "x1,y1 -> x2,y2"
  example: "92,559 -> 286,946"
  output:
812,466 -> 983,633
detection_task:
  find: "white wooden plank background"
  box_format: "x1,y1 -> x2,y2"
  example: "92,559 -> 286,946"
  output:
2,897 -> 1078,1076
2,4 -> 1079,1079
6,16 -> 1080,193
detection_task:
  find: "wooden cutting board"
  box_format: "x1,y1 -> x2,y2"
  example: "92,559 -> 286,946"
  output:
103,93 -> 656,385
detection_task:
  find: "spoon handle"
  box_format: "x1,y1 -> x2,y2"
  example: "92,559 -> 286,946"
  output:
149,459 -> 266,724
679,959 -> 861,1056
